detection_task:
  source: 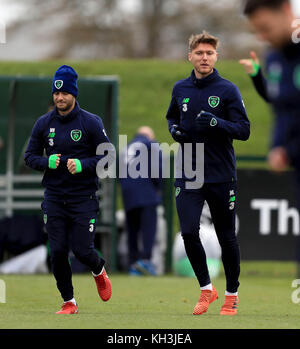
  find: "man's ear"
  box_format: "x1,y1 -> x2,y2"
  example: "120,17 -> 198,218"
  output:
188,52 -> 192,62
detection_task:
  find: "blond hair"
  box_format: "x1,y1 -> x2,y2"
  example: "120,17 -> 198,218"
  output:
188,31 -> 219,52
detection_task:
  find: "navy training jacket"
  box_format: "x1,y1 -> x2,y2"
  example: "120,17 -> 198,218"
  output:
166,69 -> 250,186
24,101 -> 111,198
250,42 -> 300,171
119,134 -> 163,211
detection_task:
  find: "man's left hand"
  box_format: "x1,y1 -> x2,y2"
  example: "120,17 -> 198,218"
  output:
195,111 -> 219,132
67,158 -> 82,174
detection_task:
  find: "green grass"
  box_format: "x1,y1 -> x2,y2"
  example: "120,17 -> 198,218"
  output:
0,261 -> 299,329
0,59 -> 272,158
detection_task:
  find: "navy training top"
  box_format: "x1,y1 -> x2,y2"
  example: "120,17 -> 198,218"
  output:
24,101 -> 112,198
166,69 -> 250,187
250,42 -> 300,170
119,134 -> 163,211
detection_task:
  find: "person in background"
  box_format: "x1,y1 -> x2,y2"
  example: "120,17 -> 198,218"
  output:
120,126 -> 163,276
240,0 -> 300,275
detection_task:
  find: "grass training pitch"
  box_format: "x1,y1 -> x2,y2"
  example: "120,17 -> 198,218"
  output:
0,261 -> 299,329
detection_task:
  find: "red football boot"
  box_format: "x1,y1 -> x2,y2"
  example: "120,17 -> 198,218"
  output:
56,301 -> 78,314
193,286 -> 218,315
94,267 -> 112,301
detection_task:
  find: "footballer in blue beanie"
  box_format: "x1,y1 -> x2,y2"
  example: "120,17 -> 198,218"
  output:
52,65 -> 78,97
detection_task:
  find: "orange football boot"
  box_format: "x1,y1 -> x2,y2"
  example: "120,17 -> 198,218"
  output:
94,267 -> 112,301
220,295 -> 239,315
56,301 -> 78,314
193,285 -> 218,315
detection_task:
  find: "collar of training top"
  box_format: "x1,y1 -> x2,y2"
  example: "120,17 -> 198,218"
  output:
53,100 -> 80,123
190,68 -> 219,88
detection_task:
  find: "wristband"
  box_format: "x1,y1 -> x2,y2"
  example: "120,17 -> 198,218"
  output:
49,154 -> 59,169
74,159 -> 82,173
249,60 -> 260,77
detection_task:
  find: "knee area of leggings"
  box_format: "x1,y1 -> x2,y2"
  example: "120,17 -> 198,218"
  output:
50,249 -> 68,260
181,233 -> 200,243
72,247 -> 93,261
219,236 -> 239,248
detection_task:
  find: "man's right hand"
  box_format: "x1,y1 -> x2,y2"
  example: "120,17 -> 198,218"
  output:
170,125 -> 189,143
48,154 -> 61,169
239,51 -> 260,76
268,147 -> 289,172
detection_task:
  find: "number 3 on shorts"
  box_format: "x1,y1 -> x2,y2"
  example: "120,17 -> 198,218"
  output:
89,218 -> 96,232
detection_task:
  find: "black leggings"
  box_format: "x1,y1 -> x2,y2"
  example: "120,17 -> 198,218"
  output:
42,198 -> 105,301
125,205 -> 157,266
176,182 -> 240,293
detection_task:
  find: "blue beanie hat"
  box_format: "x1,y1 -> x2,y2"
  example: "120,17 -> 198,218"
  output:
52,65 -> 78,97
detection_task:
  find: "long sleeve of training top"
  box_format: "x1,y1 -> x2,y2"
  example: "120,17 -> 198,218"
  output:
248,67 -> 282,148
247,44 -> 300,164
166,94 -> 181,132
24,118 -> 49,171
24,102 -> 112,197
250,68 -> 270,103
211,84 -> 250,141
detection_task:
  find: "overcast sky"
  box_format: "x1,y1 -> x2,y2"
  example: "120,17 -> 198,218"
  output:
0,0 -> 299,58
0,0 -> 141,25
1,0 -> 299,25
0,1 -> 25,25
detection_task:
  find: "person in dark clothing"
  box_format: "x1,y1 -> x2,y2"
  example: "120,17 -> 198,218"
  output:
120,126 -> 163,276
240,0 -> 300,275
166,31 -> 250,316
25,65 -> 112,314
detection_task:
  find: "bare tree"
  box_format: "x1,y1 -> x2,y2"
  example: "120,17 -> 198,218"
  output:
6,0 -> 261,60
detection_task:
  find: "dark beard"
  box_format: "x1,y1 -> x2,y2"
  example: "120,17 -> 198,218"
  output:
56,101 -> 74,113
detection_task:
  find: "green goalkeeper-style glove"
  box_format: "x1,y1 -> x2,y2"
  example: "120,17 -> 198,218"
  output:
48,154 -> 59,169
73,159 -> 82,173
249,59 -> 260,77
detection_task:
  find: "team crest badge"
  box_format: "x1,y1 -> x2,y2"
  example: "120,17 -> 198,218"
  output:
175,187 -> 181,197
54,80 -> 63,89
210,118 -> 218,127
208,96 -> 220,108
70,129 -> 82,142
